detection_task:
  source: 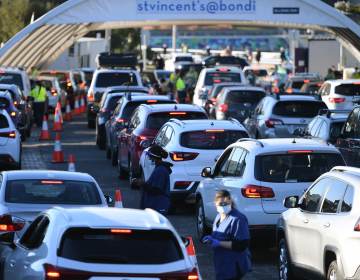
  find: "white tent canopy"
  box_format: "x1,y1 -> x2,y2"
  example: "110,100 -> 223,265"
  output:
0,0 -> 360,69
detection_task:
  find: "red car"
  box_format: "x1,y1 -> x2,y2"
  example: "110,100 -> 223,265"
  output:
117,104 -> 208,184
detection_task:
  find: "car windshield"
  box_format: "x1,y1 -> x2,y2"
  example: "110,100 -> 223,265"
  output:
205,72 -> 241,86
335,84 -> 360,96
59,228 -> 183,264
146,112 -> 207,130
226,90 -> 265,104
255,153 -> 344,183
0,73 -> 23,90
96,73 -> 138,88
273,101 -> 327,118
291,81 -> 306,89
5,180 -> 102,205
181,130 -> 248,150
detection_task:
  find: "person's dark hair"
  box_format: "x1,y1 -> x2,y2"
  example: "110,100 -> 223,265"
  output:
148,144 -> 168,159
215,189 -> 235,208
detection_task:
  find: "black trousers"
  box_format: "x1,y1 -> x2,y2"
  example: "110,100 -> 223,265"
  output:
33,102 -> 45,127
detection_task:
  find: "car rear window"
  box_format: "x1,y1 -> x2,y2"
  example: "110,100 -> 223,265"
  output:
0,73 -> 23,90
40,80 -> 53,90
146,112 -> 207,130
105,96 -> 123,112
205,72 -> 241,86
181,130 -> 248,150
291,81 -> 305,89
273,101 -> 327,118
96,73 -> 138,88
175,56 -> 193,63
0,115 -> 9,129
5,180 -> 102,205
335,84 -> 360,96
226,90 -> 265,104
58,228 -> 183,264
255,153 -> 344,183
207,56 -> 247,67
122,100 -> 175,120
0,97 -> 10,108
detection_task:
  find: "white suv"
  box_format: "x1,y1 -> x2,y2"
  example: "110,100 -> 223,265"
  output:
193,66 -> 246,108
139,119 -> 249,204
196,138 -> 345,240
319,79 -> 360,110
0,67 -> 31,97
278,166 -> 360,280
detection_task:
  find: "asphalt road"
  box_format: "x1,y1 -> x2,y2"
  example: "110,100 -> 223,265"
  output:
23,114 -> 278,280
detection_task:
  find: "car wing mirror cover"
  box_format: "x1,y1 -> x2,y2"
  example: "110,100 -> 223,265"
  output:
284,196 -> 299,208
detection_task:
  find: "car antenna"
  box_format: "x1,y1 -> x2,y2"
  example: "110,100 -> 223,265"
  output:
292,138 -> 296,144
174,105 -> 177,110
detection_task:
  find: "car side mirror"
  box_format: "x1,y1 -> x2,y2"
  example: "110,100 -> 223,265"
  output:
104,195 -> 113,205
0,232 -> 15,249
284,196 -> 299,208
140,139 -> 151,149
201,167 -> 212,178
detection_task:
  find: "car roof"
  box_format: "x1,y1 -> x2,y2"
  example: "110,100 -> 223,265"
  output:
36,76 -> 57,81
204,66 -> 242,73
140,104 -> 205,113
223,86 -> 265,92
124,95 -> 172,102
2,170 -> 96,182
48,207 -> 171,230
95,69 -> 139,74
231,138 -> 340,154
0,67 -> 24,74
270,94 -> 321,102
168,119 -> 246,131
324,79 -> 360,85
326,167 -> 360,188
243,66 -> 268,71
105,86 -> 148,93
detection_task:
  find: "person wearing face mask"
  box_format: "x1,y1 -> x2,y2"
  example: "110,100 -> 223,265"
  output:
202,190 -> 251,280
132,144 -> 173,215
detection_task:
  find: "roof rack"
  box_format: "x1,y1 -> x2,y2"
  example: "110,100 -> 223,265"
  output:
169,118 -> 185,127
318,109 -> 351,118
237,138 -> 264,147
274,92 -> 321,101
331,166 -> 360,173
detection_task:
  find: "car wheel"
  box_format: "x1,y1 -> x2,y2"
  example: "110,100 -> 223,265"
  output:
111,148 -> 118,166
327,260 -> 344,280
278,238 -> 296,280
196,198 -> 211,240
88,119 -> 95,129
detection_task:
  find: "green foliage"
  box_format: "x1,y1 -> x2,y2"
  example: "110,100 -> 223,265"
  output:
111,28 -> 141,54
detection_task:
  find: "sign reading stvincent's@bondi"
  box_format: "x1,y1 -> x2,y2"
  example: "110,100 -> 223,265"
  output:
136,0 -> 256,14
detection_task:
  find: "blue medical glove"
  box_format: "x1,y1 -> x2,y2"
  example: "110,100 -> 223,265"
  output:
201,235 -> 213,244
211,238 -> 221,248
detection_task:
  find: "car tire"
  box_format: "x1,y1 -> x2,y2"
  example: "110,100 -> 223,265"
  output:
327,260 -> 344,280
196,198 -> 211,240
88,119 -> 95,129
278,238 -> 297,280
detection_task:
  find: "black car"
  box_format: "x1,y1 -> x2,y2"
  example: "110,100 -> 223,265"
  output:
214,86 -> 266,123
105,95 -> 176,165
202,55 -> 249,69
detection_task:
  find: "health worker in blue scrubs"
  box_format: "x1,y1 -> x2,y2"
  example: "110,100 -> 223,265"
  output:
202,190 -> 252,280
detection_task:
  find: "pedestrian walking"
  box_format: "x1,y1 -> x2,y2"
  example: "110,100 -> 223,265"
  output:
202,190 -> 251,280
30,80 -> 48,127
133,144 -> 173,215
176,71 -> 187,103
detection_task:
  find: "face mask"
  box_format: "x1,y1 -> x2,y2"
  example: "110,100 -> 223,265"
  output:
216,205 -> 232,215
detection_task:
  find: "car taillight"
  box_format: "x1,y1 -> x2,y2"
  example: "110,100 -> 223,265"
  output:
187,269 -> 200,280
265,119 -> 283,128
0,214 -> 25,232
13,101 -> 18,106
110,229 -> 132,234
219,103 -> 228,113
116,118 -> 125,123
329,97 -> 345,103
0,131 -> 16,139
170,152 -> 199,161
51,88 -> 58,96
162,269 -> 200,280
136,135 -> 148,143
88,91 -> 94,102
241,185 -> 275,198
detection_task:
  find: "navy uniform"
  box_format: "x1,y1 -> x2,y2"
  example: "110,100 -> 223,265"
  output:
211,209 -> 252,280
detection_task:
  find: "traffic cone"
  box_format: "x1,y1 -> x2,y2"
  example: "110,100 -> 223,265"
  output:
53,104 -> 63,132
114,189 -> 123,208
80,94 -> 86,113
52,132 -> 65,163
74,96 -> 80,115
39,115 -> 51,141
63,100 -> 72,122
68,154 -> 76,172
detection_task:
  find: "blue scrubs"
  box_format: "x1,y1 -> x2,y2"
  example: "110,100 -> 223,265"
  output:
212,209 -> 252,280
140,162 -> 171,215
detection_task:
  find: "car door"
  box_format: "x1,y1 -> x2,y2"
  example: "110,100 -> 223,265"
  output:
107,101 -> 121,149
201,148 -> 233,221
4,216 -> 50,280
120,110 -> 140,168
286,178 -> 329,268
245,99 -> 263,137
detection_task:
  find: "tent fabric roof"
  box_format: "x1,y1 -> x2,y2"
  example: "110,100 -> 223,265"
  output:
1,0 -> 360,69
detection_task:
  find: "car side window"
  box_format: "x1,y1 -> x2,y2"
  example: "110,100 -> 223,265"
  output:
213,148 -> 233,177
20,216 -> 50,250
154,126 -> 167,146
320,179 -> 348,214
129,110 -> 140,129
254,100 -> 264,116
344,108 -> 360,138
300,178 -> 330,213
341,186 -> 354,213
310,119 -> 321,136
162,126 -> 174,147
317,121 -> 328,139
226,148 -> 244,176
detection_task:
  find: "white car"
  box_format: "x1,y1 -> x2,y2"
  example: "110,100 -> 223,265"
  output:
164,53 -> 194,72
0,109 -> 21,169
140,119 -> 249,204
1,207 -> 200,280
196,138 -> 345,240
277,166 -> 360,280
0,67 -> 31,97
319,79 -> 360,110
193,66 -> 246,108
35,76 -> 67,109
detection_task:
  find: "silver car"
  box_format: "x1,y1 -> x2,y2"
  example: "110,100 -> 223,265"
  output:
244,94 -> 328,139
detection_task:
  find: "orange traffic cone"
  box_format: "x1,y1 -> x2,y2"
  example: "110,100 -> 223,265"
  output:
68,154 -> 76,172
63,100 -> 72,122
74,96 -> 80,115
53,104 -> 63,132
52,132 -> 65,163
114,189 -> 123,208
80,94 -> 86,113
39,115 -> 51,141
